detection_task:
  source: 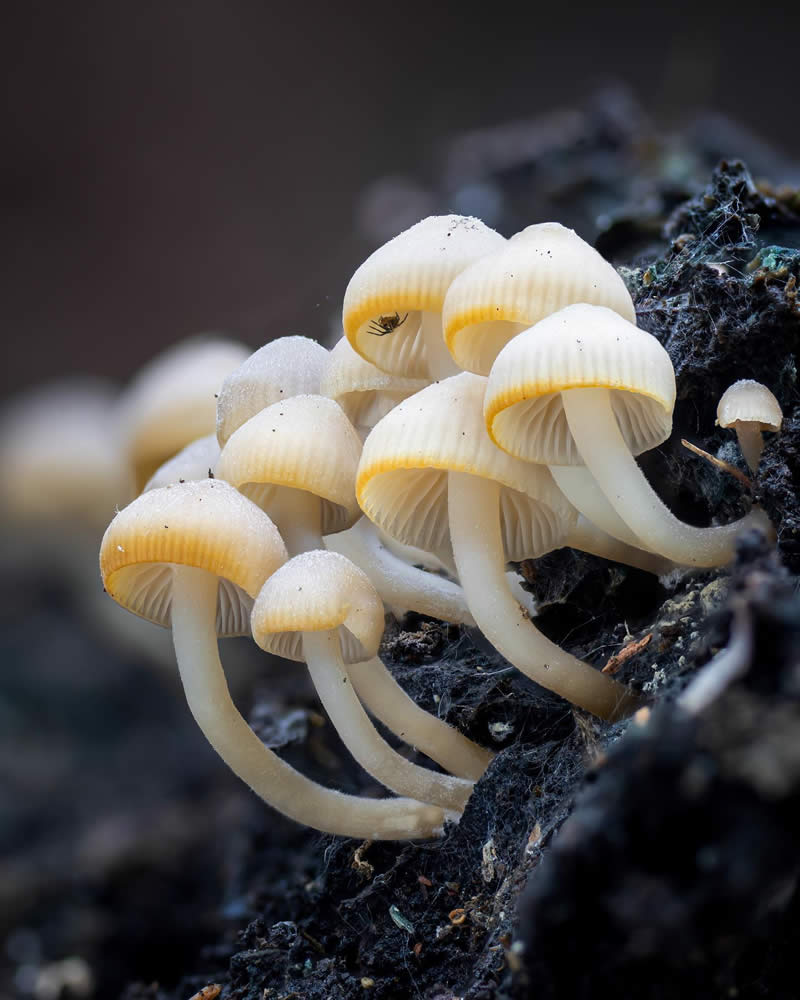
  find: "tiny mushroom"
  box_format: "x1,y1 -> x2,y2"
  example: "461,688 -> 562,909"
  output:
100,480 -> 445,840
343,215 -> 506,379
716,379 -> 783,472
250,550 -> 475,811
485,304 -> 773,567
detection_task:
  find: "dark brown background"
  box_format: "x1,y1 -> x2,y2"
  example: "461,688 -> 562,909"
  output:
3,1 -> 799,396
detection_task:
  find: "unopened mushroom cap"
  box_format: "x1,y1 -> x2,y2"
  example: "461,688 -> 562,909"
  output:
716,379 -> 783,432
144,434 -> 220,491
321,338 -> 428,439
343,215 -> 506,377
100,479 -> 287,635
216,336 -> 329,446
443,222 -> 637,375
216,395 -> 362,533
251,550 -> 384,663
118,336 -> 249,492
0,378 -> 133,530
485,303 -> 676,465
357,372 -> 575,560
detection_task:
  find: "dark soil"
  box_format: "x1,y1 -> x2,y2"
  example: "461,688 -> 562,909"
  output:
2,89 -> 799,1000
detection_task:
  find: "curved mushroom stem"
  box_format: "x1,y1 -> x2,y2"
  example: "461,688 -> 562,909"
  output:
170,564 -> 445,840
325,518 -> 476,624
420,311 -> 460,380
561,388 -> 774,567
564,515 -> 677,576
266,488 -> 324,556
735,424 -> 765,474
549,465 -> 651,549
448,471 -> 641,722
303,630 -> 473,813
347,656 -> 493,781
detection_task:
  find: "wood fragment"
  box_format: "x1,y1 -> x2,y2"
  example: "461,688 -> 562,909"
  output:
602,633 -> 653,674
681,438 -> 753,488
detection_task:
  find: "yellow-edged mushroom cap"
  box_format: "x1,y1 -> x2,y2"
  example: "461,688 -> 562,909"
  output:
485,303 -> 675,465
443,222 -> 637,375
251,550 -> 384,663
357,372 -> 575,561
343,215 -> 506,377
716,380 -> 783,433
320,337 -> 428,441
118,336 -> 249,492
100,479 -> 287,635
216,395 -> 362,534
143,433 -> 220,491
216,336 -> 329,447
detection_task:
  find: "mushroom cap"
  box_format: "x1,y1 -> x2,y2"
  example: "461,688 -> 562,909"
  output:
342,215 -> 506,377
216,395 -> 362,534
716,379 -> 783,432
443,222 -> 637,375
100,479 -> 287,635
0,378 -> 133,530
356,372 -> 575,560
485,303 -> 676,465
144,434 -> 220,491
251,550 -> 384,663
117,336 -> 249,491
321,337 -> 428,440
216,336 -> 329,447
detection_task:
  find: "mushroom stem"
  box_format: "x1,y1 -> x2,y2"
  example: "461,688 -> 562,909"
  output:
347,656 -> 494,780
560,387 -> 773,567
564,515 -> 676,576
170,564 -> 445,839
549,465 -> 650,549
325,517 -> 476,624
303,630 -> 474,812
266,488 -> 323,556
736,425 -> 765,473
448,471 -> 640,721
420,311 -> 460,380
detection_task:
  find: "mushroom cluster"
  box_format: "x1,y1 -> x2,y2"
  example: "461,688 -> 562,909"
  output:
94,214 -> 779,841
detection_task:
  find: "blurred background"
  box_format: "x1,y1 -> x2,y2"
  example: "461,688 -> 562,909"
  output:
3,1 -> 800,395
2,2 -> 800,997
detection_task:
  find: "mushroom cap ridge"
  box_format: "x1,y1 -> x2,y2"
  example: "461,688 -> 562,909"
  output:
100,479 -> 287,635
443,222 -> 637,375
251,550 -> 384,663
484,303 -> 676,466
356,372 -> 575,561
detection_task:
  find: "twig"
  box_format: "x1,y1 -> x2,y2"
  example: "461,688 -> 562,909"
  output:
681,438 -> 753,489
602,633 -> 652,674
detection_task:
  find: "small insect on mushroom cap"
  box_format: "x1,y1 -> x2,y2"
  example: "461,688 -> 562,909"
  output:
342,214 -> 506,378
716,379 -> 783,433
